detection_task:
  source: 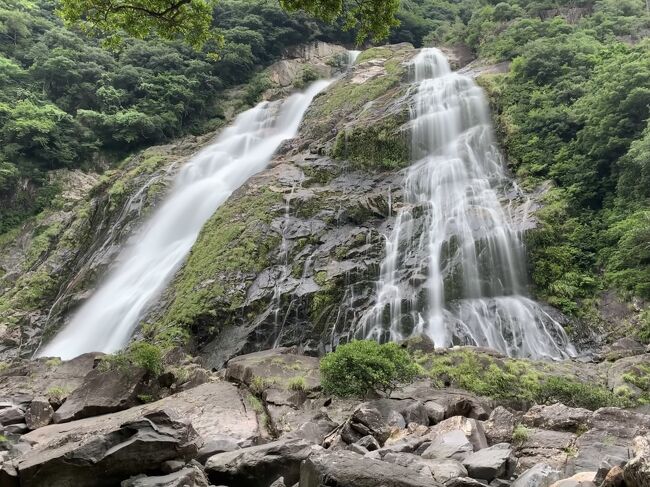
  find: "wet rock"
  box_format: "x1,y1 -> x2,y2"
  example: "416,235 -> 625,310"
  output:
522,404 -> 591,433
205,439 -> 320,487
299,450 -> 442,487
511,463 -> 561,487
624,434 -> 650,487
53,367 -> 148,423
400,335 -> 436,354
462,443 -> 515,481
24,397 -> 53,430
421,430 -> 474,461
0,408 -> 24,426
18,410 -> 201,487
484,407 -> 516,445
121,463 -> 210,487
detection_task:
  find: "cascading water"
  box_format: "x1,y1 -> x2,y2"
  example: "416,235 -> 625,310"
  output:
37,79 -> 332,360
358,48 -> 575,359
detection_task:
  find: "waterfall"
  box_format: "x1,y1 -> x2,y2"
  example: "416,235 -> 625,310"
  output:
358,48 -> 575,359
37,79 -> 332,360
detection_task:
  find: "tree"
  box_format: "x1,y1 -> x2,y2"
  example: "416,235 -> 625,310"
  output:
320,340 -> 419,397
56,0 -> 400,49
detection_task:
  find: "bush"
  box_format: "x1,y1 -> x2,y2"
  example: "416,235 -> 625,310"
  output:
320,340 -> 419,397
100,342 -> 164,376
535,376 -> 626,410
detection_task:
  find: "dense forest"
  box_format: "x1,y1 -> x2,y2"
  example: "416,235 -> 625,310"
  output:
1,0 -> 649,327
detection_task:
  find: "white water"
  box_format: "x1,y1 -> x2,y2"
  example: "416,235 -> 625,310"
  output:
37,79 -> 332,360
358,48 -> 575,359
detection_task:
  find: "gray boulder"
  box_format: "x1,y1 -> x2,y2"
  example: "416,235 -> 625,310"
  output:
484,407 -> 516,445
522,404 -> 591,433
462,443 -> 515,481
299,450 -> 442,487
421,430 -> 474,461
25,397 -> 53,430
425,401 -> 447,424
121,464 -> 210,487
205,439 -> 321,487
512,463 -> 562,487
0,407 -> 24,426
18,410 -> 201,487
53,367 -> 147,423
356,435 -> 380,451
445,477 -> 486,487
196,435 -> 240,464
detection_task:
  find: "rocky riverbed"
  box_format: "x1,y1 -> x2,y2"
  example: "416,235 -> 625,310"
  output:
0,344 -> 647,486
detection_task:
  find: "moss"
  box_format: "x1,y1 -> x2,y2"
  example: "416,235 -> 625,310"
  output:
25,219 -> 64,268
622,363 -> 650,404
332,112 -> 410,170
46,386 -> 69,402
161,188 -> 282,334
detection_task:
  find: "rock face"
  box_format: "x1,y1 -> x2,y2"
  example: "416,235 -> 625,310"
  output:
153,44 -> 416,368
18,410 -> 200,487
522,404 -> 591,433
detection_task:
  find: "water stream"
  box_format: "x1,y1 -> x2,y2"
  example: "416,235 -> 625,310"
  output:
37,79 -> 332,360
358,48 -> 575,359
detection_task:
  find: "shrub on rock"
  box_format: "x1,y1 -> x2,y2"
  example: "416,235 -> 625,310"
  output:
320,340 -> 419,397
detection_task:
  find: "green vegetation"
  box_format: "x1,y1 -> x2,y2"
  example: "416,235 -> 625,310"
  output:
421,349 -> 626,410
320,340 -> 419,397
0,0 -> 355,233
288,375 -> 307,391
512,424 -> 530,445
161,188 -> 281,335
622,363 -> 650,404
46,385 -> 69,402
100,341 -> 164,376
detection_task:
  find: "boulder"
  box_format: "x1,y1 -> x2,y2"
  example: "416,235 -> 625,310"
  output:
601,465 -> 625,487
402,401 -> 430,426
24,382 -> 261,448
0,407 -> 24,426
356,435 -> 380,451
512,463 -> 561,487
430,416 -> 488,451
393,382 -> 490,420
349,404 -> 392,444
225,349 -> 320,391
196,435 -> 240,464
573,408 -> 650,472
425,401 -> 446,425
53,367 -> 148,423
548,472 -> 596,487
462,443 -> 515,481
18,410 -> 201,487
205,439 -> 321,487
426,458 -> 469,483
484,407 -> 516,445
25,397 -> 53,430
299,450 -> 442,487
623,435 -> 650,487
421,430 -> 474,461
121,463 -> 210,487
522,404 -> 591,433
515,428 -> 577,472
445,477 -> 486,487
